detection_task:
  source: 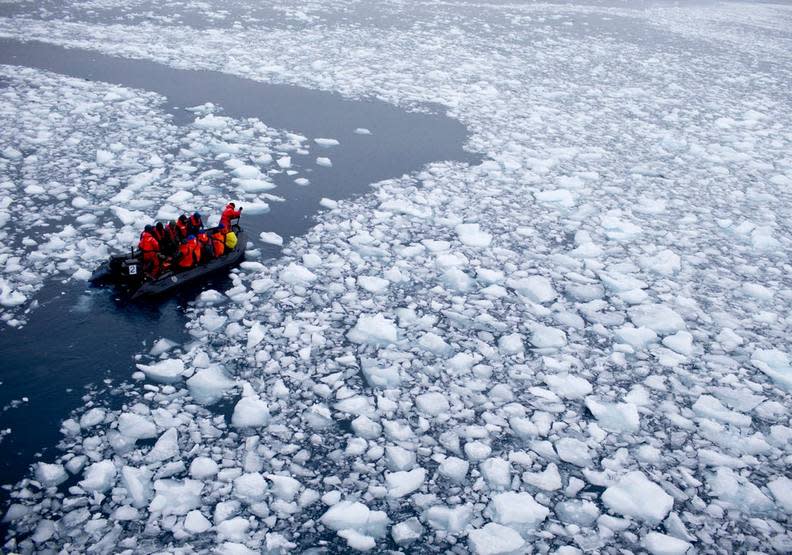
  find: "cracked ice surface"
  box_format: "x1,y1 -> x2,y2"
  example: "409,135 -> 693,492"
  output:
3,1 -> 792,553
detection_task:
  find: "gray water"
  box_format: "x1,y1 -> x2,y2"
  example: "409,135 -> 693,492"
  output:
0,38 -> 479,517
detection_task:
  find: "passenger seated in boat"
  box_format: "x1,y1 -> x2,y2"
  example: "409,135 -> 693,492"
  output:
197,230 -> 213,260
188,212 -> 203,236
162,221 -> 180,257
175,235 -> 201,270
211,224 -> 227,257
176,214 -> 189,239
153,222 -> 166,243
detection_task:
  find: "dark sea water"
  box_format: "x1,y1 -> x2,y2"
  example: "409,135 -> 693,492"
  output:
0,38 -> 479,512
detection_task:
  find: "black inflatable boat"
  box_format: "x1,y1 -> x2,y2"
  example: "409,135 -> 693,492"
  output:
90,226 -> 246,300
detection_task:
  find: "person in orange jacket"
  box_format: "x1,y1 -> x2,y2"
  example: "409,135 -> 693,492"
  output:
188,212 -> 203,236
138,225 -> 161,278
196,230 -> 212,260
176,235 -> 200,270
211,224 -> 227,257
220,202 -> 242,231
162,221 -> 180,257
176,215 -> 189,240
152,222 -> 166,243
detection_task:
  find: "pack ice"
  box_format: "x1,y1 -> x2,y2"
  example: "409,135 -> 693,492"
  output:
3,1 -> 792,554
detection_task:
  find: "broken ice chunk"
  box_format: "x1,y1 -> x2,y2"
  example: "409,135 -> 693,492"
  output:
584,397 -> 640,433
628,304 -> 685,335
486,491 -> 549,533
259,231 -> 284,246
530,325 -> 567,349
456,223 -> 492,248
642,532 -> 692,555
468,522 -> 525,555
35,463 -> 68,487
315,138 -> 339,147
507,276 -> 557,303
135,358 -> 185,383
79,460 -> 117,492
602,471 -> 673,524
415,392 -> 450,416
386,468 -> 426,498
347,313 -> 398,346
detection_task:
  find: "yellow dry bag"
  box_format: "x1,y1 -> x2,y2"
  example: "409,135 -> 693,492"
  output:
225,231 -> 238,249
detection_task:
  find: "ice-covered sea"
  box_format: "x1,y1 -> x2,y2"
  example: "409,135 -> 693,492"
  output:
2,0 -> 792,553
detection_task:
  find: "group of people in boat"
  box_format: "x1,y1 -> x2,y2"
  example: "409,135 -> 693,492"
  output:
137,202 -> 243,279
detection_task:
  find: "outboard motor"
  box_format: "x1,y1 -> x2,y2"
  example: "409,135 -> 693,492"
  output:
120,256 -> 144,287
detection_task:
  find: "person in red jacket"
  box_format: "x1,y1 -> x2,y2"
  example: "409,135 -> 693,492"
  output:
176,215 -> 189,240
188,212 -> 203,236
176,235 -> 200,270
162,221 -> 180,257
220,202 -> 242,231
211,224 -> 227,257
152,222 -> 166,243
190,234 -> 202,265
196,230 -> 212,260
138,225 -> 161,278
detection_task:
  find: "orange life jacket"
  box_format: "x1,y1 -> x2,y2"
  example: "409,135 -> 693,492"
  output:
211,230 -> 226,257
177,240 -> 198,268
190,237 -> 202,265
189,214 -> 203,234
138,232 -> 159,254
176,218 -> 189,239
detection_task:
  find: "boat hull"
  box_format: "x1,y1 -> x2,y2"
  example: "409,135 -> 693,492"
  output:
130,231 -> 246,300
89,228 -> 247,300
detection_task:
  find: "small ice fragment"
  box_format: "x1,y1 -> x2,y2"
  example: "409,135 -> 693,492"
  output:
415,392 -> 449,416
391,517 -> 423,545
456,223 -> 492,248
280,263 -> 317,285
438,457 -> 469,482
628,304 -> 685,335
602,471 -> 673,524
135,358 -> 185,383
486,491 -> 549,532
316,157 -> 333,167
259,232 -> 284,246
232,394 -> 270,428
530,325 -> 567,348
79,460 -> 117,492
507,276 -> 557,303
643,531 -> 692,555
584,397 -> 640,433
468,522 -> 525,555
35,463 -> 68,487
358,276 -> 390,294
386,468 -> 426,498
184,510 -> 212,534
498,333 -> 524,354
347,314 -> 398,346
320,198 -> 338,209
